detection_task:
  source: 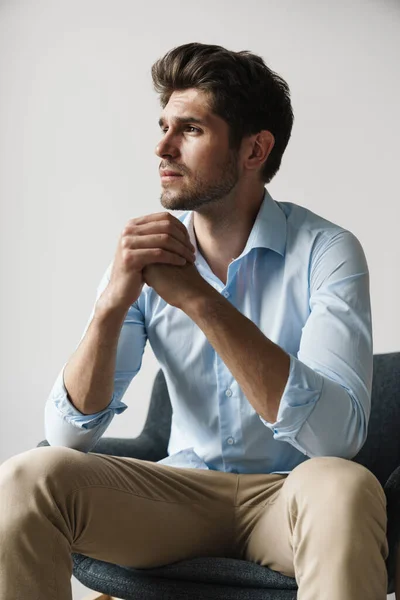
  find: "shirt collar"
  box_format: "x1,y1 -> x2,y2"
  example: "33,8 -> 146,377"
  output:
183,189 -> 287,259
241,188 -> 287,257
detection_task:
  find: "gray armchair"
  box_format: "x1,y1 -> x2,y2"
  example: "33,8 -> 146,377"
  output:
38,352 -> 400,599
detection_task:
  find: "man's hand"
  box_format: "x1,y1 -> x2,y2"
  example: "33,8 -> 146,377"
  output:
143,262 -> 212,310
98,213 -> 196,313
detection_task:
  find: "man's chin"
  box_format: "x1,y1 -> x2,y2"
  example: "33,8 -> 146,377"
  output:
160,192 -> 182,210
160,186 -> 227,212
160,191 -> 193,211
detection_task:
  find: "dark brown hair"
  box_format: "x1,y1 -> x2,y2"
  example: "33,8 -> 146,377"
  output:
151,42 -> 294,183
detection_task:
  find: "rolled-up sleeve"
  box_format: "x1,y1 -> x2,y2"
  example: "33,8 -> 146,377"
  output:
260,230 -> 372,459
45,265 -> 147,451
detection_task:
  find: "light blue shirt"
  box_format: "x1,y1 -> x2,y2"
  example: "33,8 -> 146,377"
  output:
45,189 -> 372,474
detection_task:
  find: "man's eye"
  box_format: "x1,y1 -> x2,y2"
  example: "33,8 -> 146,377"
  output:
186,126 -> 200,133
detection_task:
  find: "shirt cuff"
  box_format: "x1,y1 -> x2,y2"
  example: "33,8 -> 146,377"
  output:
50,366 -> 128,430
259,354 -> 324,445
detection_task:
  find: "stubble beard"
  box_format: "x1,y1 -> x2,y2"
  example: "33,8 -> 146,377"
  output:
160,150 -> 239,212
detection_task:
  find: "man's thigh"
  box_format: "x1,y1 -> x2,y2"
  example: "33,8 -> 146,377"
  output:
233,472 -> 289,571
3,446 -> 238,568
237,457 -> 387,580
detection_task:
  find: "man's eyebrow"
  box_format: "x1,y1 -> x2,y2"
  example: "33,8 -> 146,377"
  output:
158,116 -> 207,128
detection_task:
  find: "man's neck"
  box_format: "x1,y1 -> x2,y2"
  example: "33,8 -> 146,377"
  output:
193,184 -> 266,284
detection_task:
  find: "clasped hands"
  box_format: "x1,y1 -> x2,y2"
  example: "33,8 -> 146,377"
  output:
104,211 -> 213,314
143,260 -> 209,310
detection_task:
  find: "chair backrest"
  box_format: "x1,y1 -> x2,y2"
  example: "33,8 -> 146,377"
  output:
140,369 -> 172,461
143,353 -> 400,485
353,352 -> 400,485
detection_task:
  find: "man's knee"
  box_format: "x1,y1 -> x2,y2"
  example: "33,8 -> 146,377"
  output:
284,456 -> 386,514
0,446 -> 83,503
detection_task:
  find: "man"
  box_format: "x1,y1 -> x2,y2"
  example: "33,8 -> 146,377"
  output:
0,43 -> 389,599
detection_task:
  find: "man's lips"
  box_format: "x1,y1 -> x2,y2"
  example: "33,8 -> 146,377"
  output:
160,170 -> 184,184
160,170 -> 183,177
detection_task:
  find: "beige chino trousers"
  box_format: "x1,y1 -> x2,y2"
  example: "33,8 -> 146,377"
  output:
0,446 -> 388,600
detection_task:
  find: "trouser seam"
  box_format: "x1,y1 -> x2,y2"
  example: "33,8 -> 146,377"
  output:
233,474 -> 240,506
66,483 -> 233,506
52,526 -> 57,600
47,489 -> 73,599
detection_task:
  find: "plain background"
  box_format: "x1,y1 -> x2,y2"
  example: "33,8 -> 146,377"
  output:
0,0 -> 399,598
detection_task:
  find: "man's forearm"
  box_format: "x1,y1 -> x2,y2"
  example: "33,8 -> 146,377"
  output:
183,288 -> 290,423
63,297 -> 128,415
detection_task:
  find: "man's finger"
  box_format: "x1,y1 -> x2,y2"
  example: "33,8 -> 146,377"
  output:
131,212 -> 189,239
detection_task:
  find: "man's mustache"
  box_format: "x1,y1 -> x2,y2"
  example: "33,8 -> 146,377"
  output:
159,162 -> 189,175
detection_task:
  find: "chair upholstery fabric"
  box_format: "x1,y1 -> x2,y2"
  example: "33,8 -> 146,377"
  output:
38,352 -> 400,598
72,555 -> 297,600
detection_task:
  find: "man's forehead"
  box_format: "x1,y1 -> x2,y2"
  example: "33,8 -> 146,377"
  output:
160,88 -> 213,122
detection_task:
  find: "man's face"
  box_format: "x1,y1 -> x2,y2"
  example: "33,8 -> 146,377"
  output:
156,88 -> 240,211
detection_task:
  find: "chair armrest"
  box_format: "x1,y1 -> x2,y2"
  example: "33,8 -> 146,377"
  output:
385,464 -> 400,591
37,433 -> 167,462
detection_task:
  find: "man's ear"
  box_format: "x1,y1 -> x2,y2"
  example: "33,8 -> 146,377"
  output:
242,130 -> 275,174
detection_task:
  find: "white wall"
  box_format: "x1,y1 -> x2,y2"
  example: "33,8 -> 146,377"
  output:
0,0 -> 399,598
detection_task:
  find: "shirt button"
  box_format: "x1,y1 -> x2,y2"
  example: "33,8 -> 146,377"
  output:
223,291 -> 230,298
225,388 -> 232,397
227,437 -> 235,445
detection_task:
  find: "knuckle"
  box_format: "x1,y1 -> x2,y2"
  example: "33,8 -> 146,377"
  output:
124,219 -> 136,232
121,248 -> 132,264
120,237 -> 130,250
122,223 -> 136,237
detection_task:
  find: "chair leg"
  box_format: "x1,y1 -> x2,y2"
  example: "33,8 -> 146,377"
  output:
81,593 -> 122,600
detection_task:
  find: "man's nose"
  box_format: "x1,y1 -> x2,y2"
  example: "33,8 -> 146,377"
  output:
155,132 -> 180,159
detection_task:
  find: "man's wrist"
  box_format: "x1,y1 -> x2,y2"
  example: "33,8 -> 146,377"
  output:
95,290 -> 130,326
181,285 -> 226,322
